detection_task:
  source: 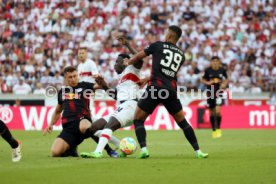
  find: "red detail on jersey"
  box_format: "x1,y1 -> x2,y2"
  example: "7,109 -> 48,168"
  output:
171,80 -> 176,89
80,72 -> 92,76
84,98 -> 90,110
101,134 -> 111,140
62,117 -> 68,124
69,101 -> 76,112
156,78 -> 162,86
119,73 -> 140,83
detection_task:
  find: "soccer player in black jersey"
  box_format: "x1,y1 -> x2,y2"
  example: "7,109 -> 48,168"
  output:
43,66 -> 119,157
201,56 -> 228,138
123,25 -> 208,159
0,119 -> 22,162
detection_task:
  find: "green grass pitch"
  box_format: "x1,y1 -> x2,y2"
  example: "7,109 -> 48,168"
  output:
0,130 -> 276,184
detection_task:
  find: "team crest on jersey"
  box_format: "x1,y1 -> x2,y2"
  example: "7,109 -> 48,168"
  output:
63,93 -> 81,100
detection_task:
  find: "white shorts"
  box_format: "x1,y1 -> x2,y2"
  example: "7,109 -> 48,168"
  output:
102,100 -> 137,127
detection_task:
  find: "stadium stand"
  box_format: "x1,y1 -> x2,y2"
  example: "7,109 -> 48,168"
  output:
0,0 -> 275,98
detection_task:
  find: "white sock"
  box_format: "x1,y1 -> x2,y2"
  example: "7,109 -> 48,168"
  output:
141,147 -> 148,152
94,130 -> 120,149
94,130 -> 101,137
95,129 -> 113,153
195,149 -> 201,154
109,136 -> 120,149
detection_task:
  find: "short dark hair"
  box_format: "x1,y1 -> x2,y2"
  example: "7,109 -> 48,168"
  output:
79,47 -> 87,50
63,66 -> 77,75
118,53 -> 130,59
211,56 -> 220,61
169,25 -> 182,40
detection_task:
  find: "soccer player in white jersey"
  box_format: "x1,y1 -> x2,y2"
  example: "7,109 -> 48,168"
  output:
77,44 -> 99,119
80,37 -> 145,158
77,44 -> 119,158
77,45 -> 99,83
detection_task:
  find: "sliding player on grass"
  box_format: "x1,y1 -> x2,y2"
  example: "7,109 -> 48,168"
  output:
43,66 -> 119,157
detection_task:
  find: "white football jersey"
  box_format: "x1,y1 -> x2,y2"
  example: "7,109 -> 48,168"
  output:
78,59 -> 99,83
116,65 -> 141,102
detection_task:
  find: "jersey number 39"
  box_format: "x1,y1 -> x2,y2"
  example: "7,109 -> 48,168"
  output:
160,49 -> 183,72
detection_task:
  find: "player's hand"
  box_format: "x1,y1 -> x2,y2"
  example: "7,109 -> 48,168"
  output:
137,77 -> 149,88
117,36 -> 128,46
123,58 -> 129,66
205,81 -> 213,86
212,78 -> 222,84
220,83 -> 227,89
43,125 -> 53,135
94,74 -> 108,89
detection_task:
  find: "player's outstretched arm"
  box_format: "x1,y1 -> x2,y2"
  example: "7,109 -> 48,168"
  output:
43,104 -> 62,135
123,50 -> 147,66
117,36 -> 138,55
220,79 -> 229,89
117,36 -> 143,69
137,76 -> 150,88
94,75 -> 117,100
94,74 -> 109,90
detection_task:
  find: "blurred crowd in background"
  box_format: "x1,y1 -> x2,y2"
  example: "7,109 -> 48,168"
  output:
0,0 -> 275,99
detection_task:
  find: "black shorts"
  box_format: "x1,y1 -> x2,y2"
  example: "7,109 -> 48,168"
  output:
207,97 -> 224,109
58,117 -> 92,148
138,86 -> 182,115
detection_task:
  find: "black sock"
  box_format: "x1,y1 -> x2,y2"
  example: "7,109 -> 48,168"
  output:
0,120 -> 19,149
61,147 -> 79,157
217,116 -> 221,129
210,116 -> 216,131
177,119 -> 199,151
134,119 -> 147,148
87,130 -> 113,153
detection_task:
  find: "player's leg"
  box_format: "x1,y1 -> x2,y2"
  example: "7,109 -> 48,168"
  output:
83,117 -> 122,158
133,106 -> 149,157
0,120 -> 21,162
92,117 -> 121,150
163,94 -> 208,158
50,137 -> 70,157
79,118 -> 119,157
207,98 -> 218,138
82,101 -> 137,158
215,106 -> 222,137
209,108 -> 217,138
95,101 -> 139,158
134,88 -> 160,158
53,125 -> 82,157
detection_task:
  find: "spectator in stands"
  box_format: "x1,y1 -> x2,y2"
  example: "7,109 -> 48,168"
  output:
182,7 -> 196,21
249,83 -> 262,94
33,82 -> 45,95
238,69 -> 251,90
231,81 -> 245,93
0,76 -> 9,93
12,77 -> 32,95
243,5 -> 255,21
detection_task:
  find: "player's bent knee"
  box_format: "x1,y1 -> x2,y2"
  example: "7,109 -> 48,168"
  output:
105,117 -> 121,131
134,107 -> 148,121
172,110 -> 185,123
51,148 -> 62,157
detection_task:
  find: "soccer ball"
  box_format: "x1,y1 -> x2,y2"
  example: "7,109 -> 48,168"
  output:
119,137 -> 137,155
